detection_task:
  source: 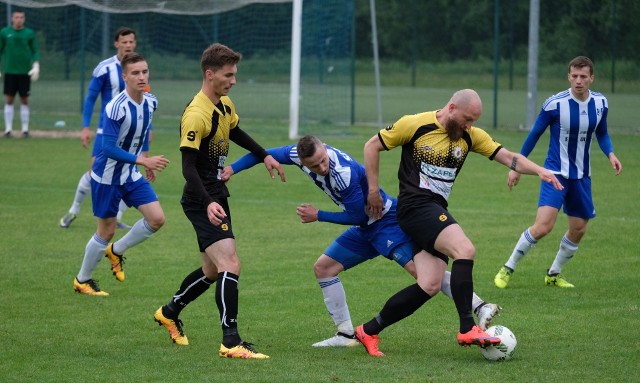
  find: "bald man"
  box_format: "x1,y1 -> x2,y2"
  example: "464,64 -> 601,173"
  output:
353,89 -> 563,357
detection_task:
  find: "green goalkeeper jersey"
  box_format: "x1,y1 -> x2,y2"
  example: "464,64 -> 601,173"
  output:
0,26 -> 39,74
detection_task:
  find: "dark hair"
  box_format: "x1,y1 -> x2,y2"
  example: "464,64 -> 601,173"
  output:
297,135 -> 323,159
121,52 -> 146,71
200,43 -> 242,74
568,56 -> 594,75
114,26 -> 136,42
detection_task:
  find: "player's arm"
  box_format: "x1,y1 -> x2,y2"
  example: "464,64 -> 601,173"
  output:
181,148 -> 226,225
318,188 -> 369,225
102,118 -> 168,172
224,146 -> 295,181
364,134 -> 385,219
507,109 -> 553,188
28,30 -> 40,81
229,127 -> 285,181
180,148 -> 213,202
594,109 -> 622,175
494,148 -> 563,191
0,35 -> 5,75
140,128 -> 155,181
80,77 -> 103,148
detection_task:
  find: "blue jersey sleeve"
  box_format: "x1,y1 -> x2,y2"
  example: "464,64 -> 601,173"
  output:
317,188 -> 369,226
102,117 -> 137,164
595,108 -> 614,156
82,76 -> 103,127
141,123 -> 152,152
317,168 -> 369,226
231,145 -> 296,173
520,108 -> 553,156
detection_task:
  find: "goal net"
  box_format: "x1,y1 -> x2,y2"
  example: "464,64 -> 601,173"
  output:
0,0 -> 354,137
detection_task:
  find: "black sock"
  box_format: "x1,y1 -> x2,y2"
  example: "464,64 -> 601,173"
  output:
363,283 -> 432,335
217,271 -> 240,347
451,259 -> 475,333
165,267 -> 215,318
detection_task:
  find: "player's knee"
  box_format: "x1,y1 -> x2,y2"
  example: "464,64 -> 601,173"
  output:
313,257 -> 340,278
417,278 -> 441,296
450,243 -> 476,261
532,225 -> 552,238
147,213 -> 165,230
219,254 -> 241,274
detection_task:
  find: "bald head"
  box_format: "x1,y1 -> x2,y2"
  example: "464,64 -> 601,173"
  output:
450,89 -> 482,111
437,89 -> 483,141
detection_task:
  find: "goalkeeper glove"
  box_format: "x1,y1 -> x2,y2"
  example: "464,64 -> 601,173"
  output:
28,62 -> 39,81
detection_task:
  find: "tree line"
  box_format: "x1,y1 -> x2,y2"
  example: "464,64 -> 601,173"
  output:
354,0 -> 639,65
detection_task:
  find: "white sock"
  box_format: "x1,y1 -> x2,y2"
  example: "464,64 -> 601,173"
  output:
4,104 -> 13,133
77,233 -> 108,282
116,200 -> 128,221
20,104 -> 29,132
441,270 -> 483,312
505,228 -> 537,271
112,218 -> 156,254
70,172 -> 91,215
317,276 -> 353,335
548,235 -> 578,275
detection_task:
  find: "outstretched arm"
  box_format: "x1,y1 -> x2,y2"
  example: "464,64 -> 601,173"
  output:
494,148 -> 563,191
229,128 -> 286,182
222,146 -> 294,181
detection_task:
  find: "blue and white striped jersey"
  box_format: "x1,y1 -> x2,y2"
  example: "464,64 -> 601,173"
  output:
91,90 -> 157,185
522,89 -> 614,179
82,55 -> 124,133
231,144 -> 394,226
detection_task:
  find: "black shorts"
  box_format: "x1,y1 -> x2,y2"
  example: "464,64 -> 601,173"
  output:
4,74 -> 30,97
397,200 -> 457,263
181,196 -> 234,252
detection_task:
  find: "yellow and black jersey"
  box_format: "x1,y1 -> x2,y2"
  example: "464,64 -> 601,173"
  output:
378,110 -> 502,207
179,92 -> 239,199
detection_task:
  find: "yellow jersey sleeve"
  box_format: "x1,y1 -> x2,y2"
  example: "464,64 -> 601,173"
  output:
221,96 -> 240,130
379,112 -> 438,150
468,127 -> 501,158
180,106 -> 208,150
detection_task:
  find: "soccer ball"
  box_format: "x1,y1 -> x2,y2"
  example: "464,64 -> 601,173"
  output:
480,325 -> 517,361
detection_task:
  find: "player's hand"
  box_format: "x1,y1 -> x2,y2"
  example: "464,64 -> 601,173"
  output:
609,153 -> 622,176
140,155 -> 169,172
220,165 -> 234,182
264,155 -> 286,182
28,62 -> 39,81
367,190 -> 384,220
507,170 -> 521,190
538,169 -> 563,191
80,127 -> 93,148
145,167 -> 156,182
297,203 -> 318,223
207,201 -> 227,225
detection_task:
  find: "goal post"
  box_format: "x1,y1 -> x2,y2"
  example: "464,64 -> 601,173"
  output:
288,0 -> 302,140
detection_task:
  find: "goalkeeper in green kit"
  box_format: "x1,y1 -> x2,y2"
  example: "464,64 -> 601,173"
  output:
0,9 -> 40,138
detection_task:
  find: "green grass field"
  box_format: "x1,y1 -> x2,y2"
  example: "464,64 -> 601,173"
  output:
0,121 -> 638,382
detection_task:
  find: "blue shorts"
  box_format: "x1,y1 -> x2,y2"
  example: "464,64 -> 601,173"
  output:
91,134 -> 103,157
538,176 -> 594,219
91,178 -> 158,219
324,213 -> 414,270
